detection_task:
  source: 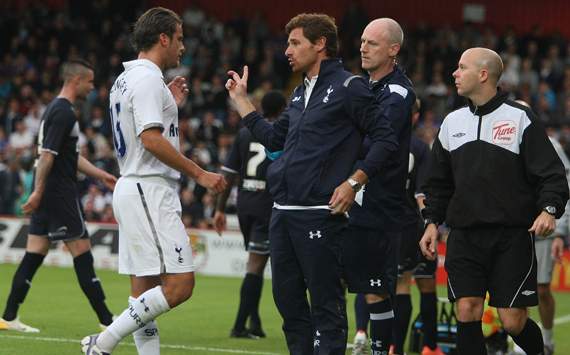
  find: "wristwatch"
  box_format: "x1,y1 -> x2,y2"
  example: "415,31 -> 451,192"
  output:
347,178 -> 362,192
543,206 -> 557,216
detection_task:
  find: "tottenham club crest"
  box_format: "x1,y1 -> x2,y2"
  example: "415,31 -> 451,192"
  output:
323,85 -> 333,103
174,245 -> 184,263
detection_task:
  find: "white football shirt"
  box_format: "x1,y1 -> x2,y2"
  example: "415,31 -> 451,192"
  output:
109,59 -> 180,180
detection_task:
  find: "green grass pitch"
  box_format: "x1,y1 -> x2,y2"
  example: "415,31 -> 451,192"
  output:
0,264 -> 569,354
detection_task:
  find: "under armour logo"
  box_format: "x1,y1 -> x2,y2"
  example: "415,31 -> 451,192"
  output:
309,230 -> 322,239
521,290 -> 536,296
140,298 -> 150,312
323,85 -> 333,103
292,96 -> 301,102
370,279 -> 382,287
175,246 -> 183,263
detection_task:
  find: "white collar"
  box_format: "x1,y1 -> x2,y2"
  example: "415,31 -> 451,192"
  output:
304,75 -> 318,88
123,59 -> 163,78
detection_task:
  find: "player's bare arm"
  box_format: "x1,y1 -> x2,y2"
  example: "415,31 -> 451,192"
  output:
226,66 -> 256,117
77,155 -> 117,191
22,151 -> 55,214
167,75 -> 189,106
329,169 -> 369,215
140,128 -> 227,192
213,172 -> 237,236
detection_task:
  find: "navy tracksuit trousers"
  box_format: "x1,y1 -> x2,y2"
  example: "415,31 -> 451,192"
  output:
269,208 -> 348,355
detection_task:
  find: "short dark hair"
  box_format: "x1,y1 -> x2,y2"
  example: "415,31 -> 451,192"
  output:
262,90 -> 287,118
132,7 -> 182,52
285,13 -> 338,57
60,59 -> 93,82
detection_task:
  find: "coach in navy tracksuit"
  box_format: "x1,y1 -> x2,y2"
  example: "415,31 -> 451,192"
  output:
343,19 -> 416,355
226,14 -> 398,355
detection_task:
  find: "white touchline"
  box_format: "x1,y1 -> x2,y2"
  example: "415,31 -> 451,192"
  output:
0,334 -> 282,355
554,313 -> 570,325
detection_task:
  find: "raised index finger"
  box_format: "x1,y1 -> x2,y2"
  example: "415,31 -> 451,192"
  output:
242,65 -> 249,82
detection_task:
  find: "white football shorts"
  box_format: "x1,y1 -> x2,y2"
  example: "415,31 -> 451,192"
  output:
113,176 -> 195,276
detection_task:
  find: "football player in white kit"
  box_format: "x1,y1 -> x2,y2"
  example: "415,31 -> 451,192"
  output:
81,7 -> 226,355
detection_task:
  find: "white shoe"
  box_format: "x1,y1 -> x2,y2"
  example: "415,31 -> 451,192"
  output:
81,334 -> 110,355
352,330 -> 369,355
0,317 -> 40,333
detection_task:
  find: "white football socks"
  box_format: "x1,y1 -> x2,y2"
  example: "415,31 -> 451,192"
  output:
542,327 -> 553,346
97,286 -> 170,353
129,296 -> 160,355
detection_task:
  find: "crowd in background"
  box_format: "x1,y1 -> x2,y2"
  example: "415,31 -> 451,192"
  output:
2,2 -> 570,228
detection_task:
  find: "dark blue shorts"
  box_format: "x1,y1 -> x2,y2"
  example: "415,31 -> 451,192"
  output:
29,193 -> 88,241
398,220 -> 436,278
238,213 -> 270,255
342,224 -> 399,296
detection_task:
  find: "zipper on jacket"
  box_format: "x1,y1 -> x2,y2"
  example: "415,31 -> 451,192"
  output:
473,106 -> 483,140
477,115 -> 483,140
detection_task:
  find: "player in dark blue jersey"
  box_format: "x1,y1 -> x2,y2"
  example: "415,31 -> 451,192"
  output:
0,60 -> 117,333
392,99 -> 443,355
214,91 -> 286,339
344,18 -> 416,355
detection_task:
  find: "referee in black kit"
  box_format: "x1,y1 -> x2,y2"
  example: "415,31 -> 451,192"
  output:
420,47 -> 569,355
1,60 -> 117,332
226,13 -> 397,355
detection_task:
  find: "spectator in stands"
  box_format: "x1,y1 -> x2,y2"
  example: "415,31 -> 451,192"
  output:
9,120 -> 34,155
0,157 -> 22,215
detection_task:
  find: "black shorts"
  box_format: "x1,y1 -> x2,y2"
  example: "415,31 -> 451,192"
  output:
343,225 -> 399,295
29,194 -> 88,241
398,220 -> 436,278
238,213 -> 270,255
445,227 -> 537,308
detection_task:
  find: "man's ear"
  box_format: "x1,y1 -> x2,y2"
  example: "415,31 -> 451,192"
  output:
479,68 -> 489,83
388,43 -> 401,58
315,36 -> 326,53
159,33 -> 170,47
70,74 -> 81,86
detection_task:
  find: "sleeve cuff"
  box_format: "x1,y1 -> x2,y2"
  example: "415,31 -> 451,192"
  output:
137,122 -> 164,136
39,148 -> 58,155
540,201 -> 564,219
354,161 -> 375,180
221,166 -> 238,174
